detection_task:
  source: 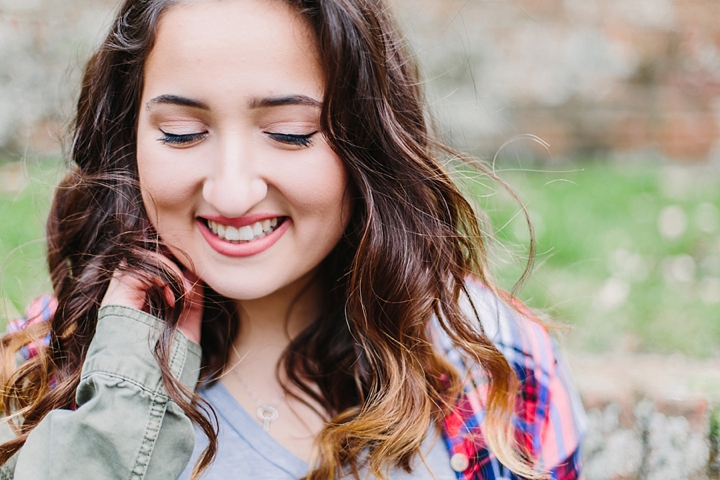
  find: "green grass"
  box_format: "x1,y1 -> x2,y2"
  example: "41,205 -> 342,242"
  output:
0,158 -> 64,324
471,160 -> 720,357
1,157 -> 719,357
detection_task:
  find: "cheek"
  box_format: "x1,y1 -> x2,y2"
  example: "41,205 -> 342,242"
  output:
287,152 -> 349,220
140,167 -> 198,206
136,145 -> 200,225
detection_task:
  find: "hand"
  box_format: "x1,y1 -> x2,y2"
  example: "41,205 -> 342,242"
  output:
101,257 -> 203,345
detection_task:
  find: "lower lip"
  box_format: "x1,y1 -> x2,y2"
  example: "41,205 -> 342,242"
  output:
197,218 -> 291,257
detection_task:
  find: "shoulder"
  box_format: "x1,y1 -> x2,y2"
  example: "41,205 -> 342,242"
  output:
433,279 -> 564,385
463,280 -> 568,390
434,279 -> 586,476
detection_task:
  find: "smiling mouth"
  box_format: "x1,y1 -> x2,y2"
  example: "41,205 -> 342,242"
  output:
203,217 -> 286,243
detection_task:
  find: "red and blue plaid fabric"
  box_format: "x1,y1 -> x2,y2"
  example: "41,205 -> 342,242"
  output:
434,280 -> 586,479
9,284 -> 585,479
6,294 -> 56,361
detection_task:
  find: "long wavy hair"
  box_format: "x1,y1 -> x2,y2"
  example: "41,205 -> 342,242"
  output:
0,0 -> 539,478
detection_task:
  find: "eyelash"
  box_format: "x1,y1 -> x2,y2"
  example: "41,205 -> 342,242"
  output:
264,131 -> 317,147
157,130 -> 317,147
158,131 -> 207,145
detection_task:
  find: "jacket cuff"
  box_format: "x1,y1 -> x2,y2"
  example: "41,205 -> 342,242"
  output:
80,305 -> 202,398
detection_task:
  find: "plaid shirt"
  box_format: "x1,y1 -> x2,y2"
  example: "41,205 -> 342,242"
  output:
435,280 -> 586,479
10,284 -> 585,479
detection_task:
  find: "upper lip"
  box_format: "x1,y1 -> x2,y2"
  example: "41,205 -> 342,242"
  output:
200,214 -> 285,228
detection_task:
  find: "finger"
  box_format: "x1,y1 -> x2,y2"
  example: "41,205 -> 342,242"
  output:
100,254 -> 205,344
101,254 -> 179,310
163,285 -> 176,308
178,269 -> 203,311
178,270 -> 203,345
101,269 -> 149,310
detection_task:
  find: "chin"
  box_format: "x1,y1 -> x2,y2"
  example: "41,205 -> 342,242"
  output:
202,278 -> 284,302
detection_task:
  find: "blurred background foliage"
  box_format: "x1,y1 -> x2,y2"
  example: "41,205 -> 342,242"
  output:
1,0 -> 719,358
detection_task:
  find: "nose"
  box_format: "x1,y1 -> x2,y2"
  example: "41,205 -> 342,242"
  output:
202,137 -> 268,217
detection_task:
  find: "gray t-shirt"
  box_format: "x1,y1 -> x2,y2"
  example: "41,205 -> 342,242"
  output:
180,382 -> 457,479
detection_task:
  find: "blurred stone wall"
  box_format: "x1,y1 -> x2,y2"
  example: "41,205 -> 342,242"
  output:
394,0 -> 720,163
573,354 -> 720,479
1,0 -> 720,162
0,0 -> 116,154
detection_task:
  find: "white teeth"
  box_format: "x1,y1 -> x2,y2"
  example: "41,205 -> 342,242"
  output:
238,226 -> 254,241
206,217 -> 282,243
225,226 -> 240,241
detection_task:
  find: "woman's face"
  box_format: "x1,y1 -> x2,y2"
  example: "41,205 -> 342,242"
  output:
136,0 -> 349,301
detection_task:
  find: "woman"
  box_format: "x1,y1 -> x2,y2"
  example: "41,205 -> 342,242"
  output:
0,0 -> 585,479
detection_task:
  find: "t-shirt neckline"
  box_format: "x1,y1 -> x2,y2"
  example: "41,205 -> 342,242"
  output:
205,380 -> 309,477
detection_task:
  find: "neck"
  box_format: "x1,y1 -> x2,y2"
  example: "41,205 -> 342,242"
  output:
232,271 -> 321,365
222,272 -> 329,459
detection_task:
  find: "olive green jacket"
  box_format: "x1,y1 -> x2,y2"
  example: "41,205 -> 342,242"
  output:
0,306 -> 202,479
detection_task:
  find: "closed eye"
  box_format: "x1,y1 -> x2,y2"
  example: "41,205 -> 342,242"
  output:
158,130 -> 207,145
265,131 -> 317,147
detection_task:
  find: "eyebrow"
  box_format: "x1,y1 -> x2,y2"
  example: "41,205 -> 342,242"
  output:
249,95 -> 322,109
147,95 -> 209,110
147,94 -> 322,110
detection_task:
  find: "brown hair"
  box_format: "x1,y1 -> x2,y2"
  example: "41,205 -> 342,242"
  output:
0,0 -> 538,478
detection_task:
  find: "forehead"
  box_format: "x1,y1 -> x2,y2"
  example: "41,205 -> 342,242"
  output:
144,0 -> 324,104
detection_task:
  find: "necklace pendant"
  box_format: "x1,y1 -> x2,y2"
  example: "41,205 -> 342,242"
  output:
257,404 -> 279,432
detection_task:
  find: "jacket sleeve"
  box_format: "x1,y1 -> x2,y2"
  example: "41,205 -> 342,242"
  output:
0,305 -> 202,480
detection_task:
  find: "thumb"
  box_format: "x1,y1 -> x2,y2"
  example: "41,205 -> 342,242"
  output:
178,270 -> 203,345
